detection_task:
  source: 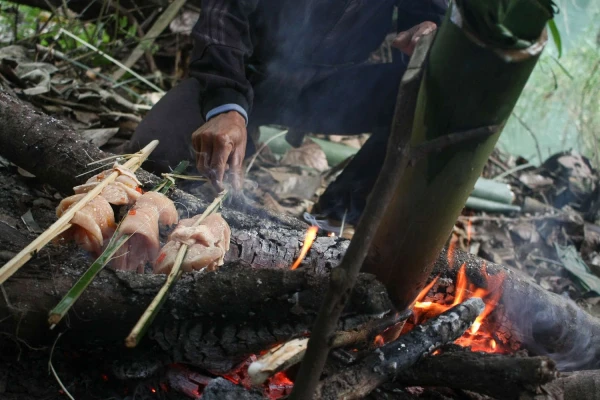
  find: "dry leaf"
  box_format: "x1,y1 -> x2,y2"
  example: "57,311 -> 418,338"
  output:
281,140 -> 329,172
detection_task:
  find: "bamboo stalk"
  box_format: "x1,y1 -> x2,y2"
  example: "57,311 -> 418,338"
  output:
0,140 -> 159,285
48,160 -> 189,328
362,0 -> 555,312
125,190 -> 228,348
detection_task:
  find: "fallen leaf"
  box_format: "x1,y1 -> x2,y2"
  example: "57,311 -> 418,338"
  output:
80,128 -> 120,147
281,140 -> 329,172
555,244 -> 600,295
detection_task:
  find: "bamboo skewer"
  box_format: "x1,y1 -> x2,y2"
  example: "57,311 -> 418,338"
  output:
48,160 -> 189,328
0,140 -> 159,285
125,190 -> 228,348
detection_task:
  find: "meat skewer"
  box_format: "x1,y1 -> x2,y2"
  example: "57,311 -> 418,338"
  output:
0,140 -> 158,285
125,190 -> 228,348
48,161 -> 189,329
154,213 -> 231,274
111,192 -> 179,273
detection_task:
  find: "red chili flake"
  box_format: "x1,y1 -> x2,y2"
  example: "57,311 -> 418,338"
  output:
135,187 -> 143,194
128,209 -> 137,215
157,253 -> 166,263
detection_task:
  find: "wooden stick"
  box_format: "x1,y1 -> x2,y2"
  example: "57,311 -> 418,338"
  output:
288,32 -> 435,400
248,312 -> 409,385
0,140 -> 158,284
48,160 -> 189,328
125,190 -> 228,348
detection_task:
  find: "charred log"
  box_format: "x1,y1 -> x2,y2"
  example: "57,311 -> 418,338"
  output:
393,349 -> 557,400
315,298 -> 485,400
2,87 -> 600,375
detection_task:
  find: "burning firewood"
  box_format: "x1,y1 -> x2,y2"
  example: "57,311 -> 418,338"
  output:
392,349 -> 557,400
248,312 -> 409,386
315,297 -> 485,400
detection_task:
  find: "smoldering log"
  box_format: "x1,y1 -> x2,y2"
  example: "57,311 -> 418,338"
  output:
3,87 -> 600,372
434,249 -> 600,371
393,350 -> 557,400
524,370 -> 600,400
315,298 -> 485,400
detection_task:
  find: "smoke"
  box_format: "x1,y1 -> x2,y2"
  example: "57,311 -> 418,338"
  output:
505,292 -> 600,371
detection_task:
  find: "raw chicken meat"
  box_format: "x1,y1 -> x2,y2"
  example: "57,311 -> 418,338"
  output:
56,194 -> 116,255
111,192 -> 179,273
154,213 -> 231,274
73,164 -> 142,205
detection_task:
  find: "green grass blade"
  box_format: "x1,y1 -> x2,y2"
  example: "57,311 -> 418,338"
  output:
548,19 -> 562,58
152,160 -> 190,193
48,234 -> 131,327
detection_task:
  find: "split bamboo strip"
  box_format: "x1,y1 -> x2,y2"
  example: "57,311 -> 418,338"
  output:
0,140 -> 158,285
125,190 -> 228,348
48,160 -> 189,328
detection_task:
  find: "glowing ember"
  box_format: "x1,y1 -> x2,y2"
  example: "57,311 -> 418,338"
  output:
374,335 -> 385,347
328,232 -> 336,237
290,226 -> 318,270
408,263 -> 507,353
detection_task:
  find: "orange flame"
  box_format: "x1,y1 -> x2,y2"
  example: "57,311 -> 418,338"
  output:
290,226 -> 318,270
410,263 -> 507,353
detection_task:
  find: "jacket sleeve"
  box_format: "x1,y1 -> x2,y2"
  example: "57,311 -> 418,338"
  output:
396,0 -> 449,31
189,0 -> 258,119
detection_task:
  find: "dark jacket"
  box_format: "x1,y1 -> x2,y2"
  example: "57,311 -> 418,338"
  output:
189,0 -> 448,118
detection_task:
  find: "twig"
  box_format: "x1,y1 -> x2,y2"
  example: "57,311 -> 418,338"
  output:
112,0 -> 187,82
512,112 -> 544,164
55,28 -> 164,94
288,32 -> 435,400
409,125 -> 500,166
125,190 -> 228,348
49,332 -> 75,400
0,140 -> 159,285
35,44 -> 149,103
48,161 -> 190,328
249,312 -> 409,385
492,162 -> 534,181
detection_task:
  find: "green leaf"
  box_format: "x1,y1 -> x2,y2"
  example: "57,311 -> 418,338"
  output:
555,244 -> 600,295
548,19 -> 562,58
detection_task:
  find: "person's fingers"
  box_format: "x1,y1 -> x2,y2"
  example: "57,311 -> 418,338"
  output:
228,147 -> 245,192
196,133 -> 213,174
392,22 -> 437,55
392,30 -> 412,51
209,135 -> 233,191
411,23 -> 436,47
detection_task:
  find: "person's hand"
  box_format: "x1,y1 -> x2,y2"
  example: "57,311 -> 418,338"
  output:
192,111 -> 247,192
392,21 -> 437,56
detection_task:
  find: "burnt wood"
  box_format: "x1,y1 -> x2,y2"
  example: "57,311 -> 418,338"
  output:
315,298 -> 485,400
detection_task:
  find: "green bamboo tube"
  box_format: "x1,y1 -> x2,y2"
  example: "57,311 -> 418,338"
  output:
362,1 -> 555,312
